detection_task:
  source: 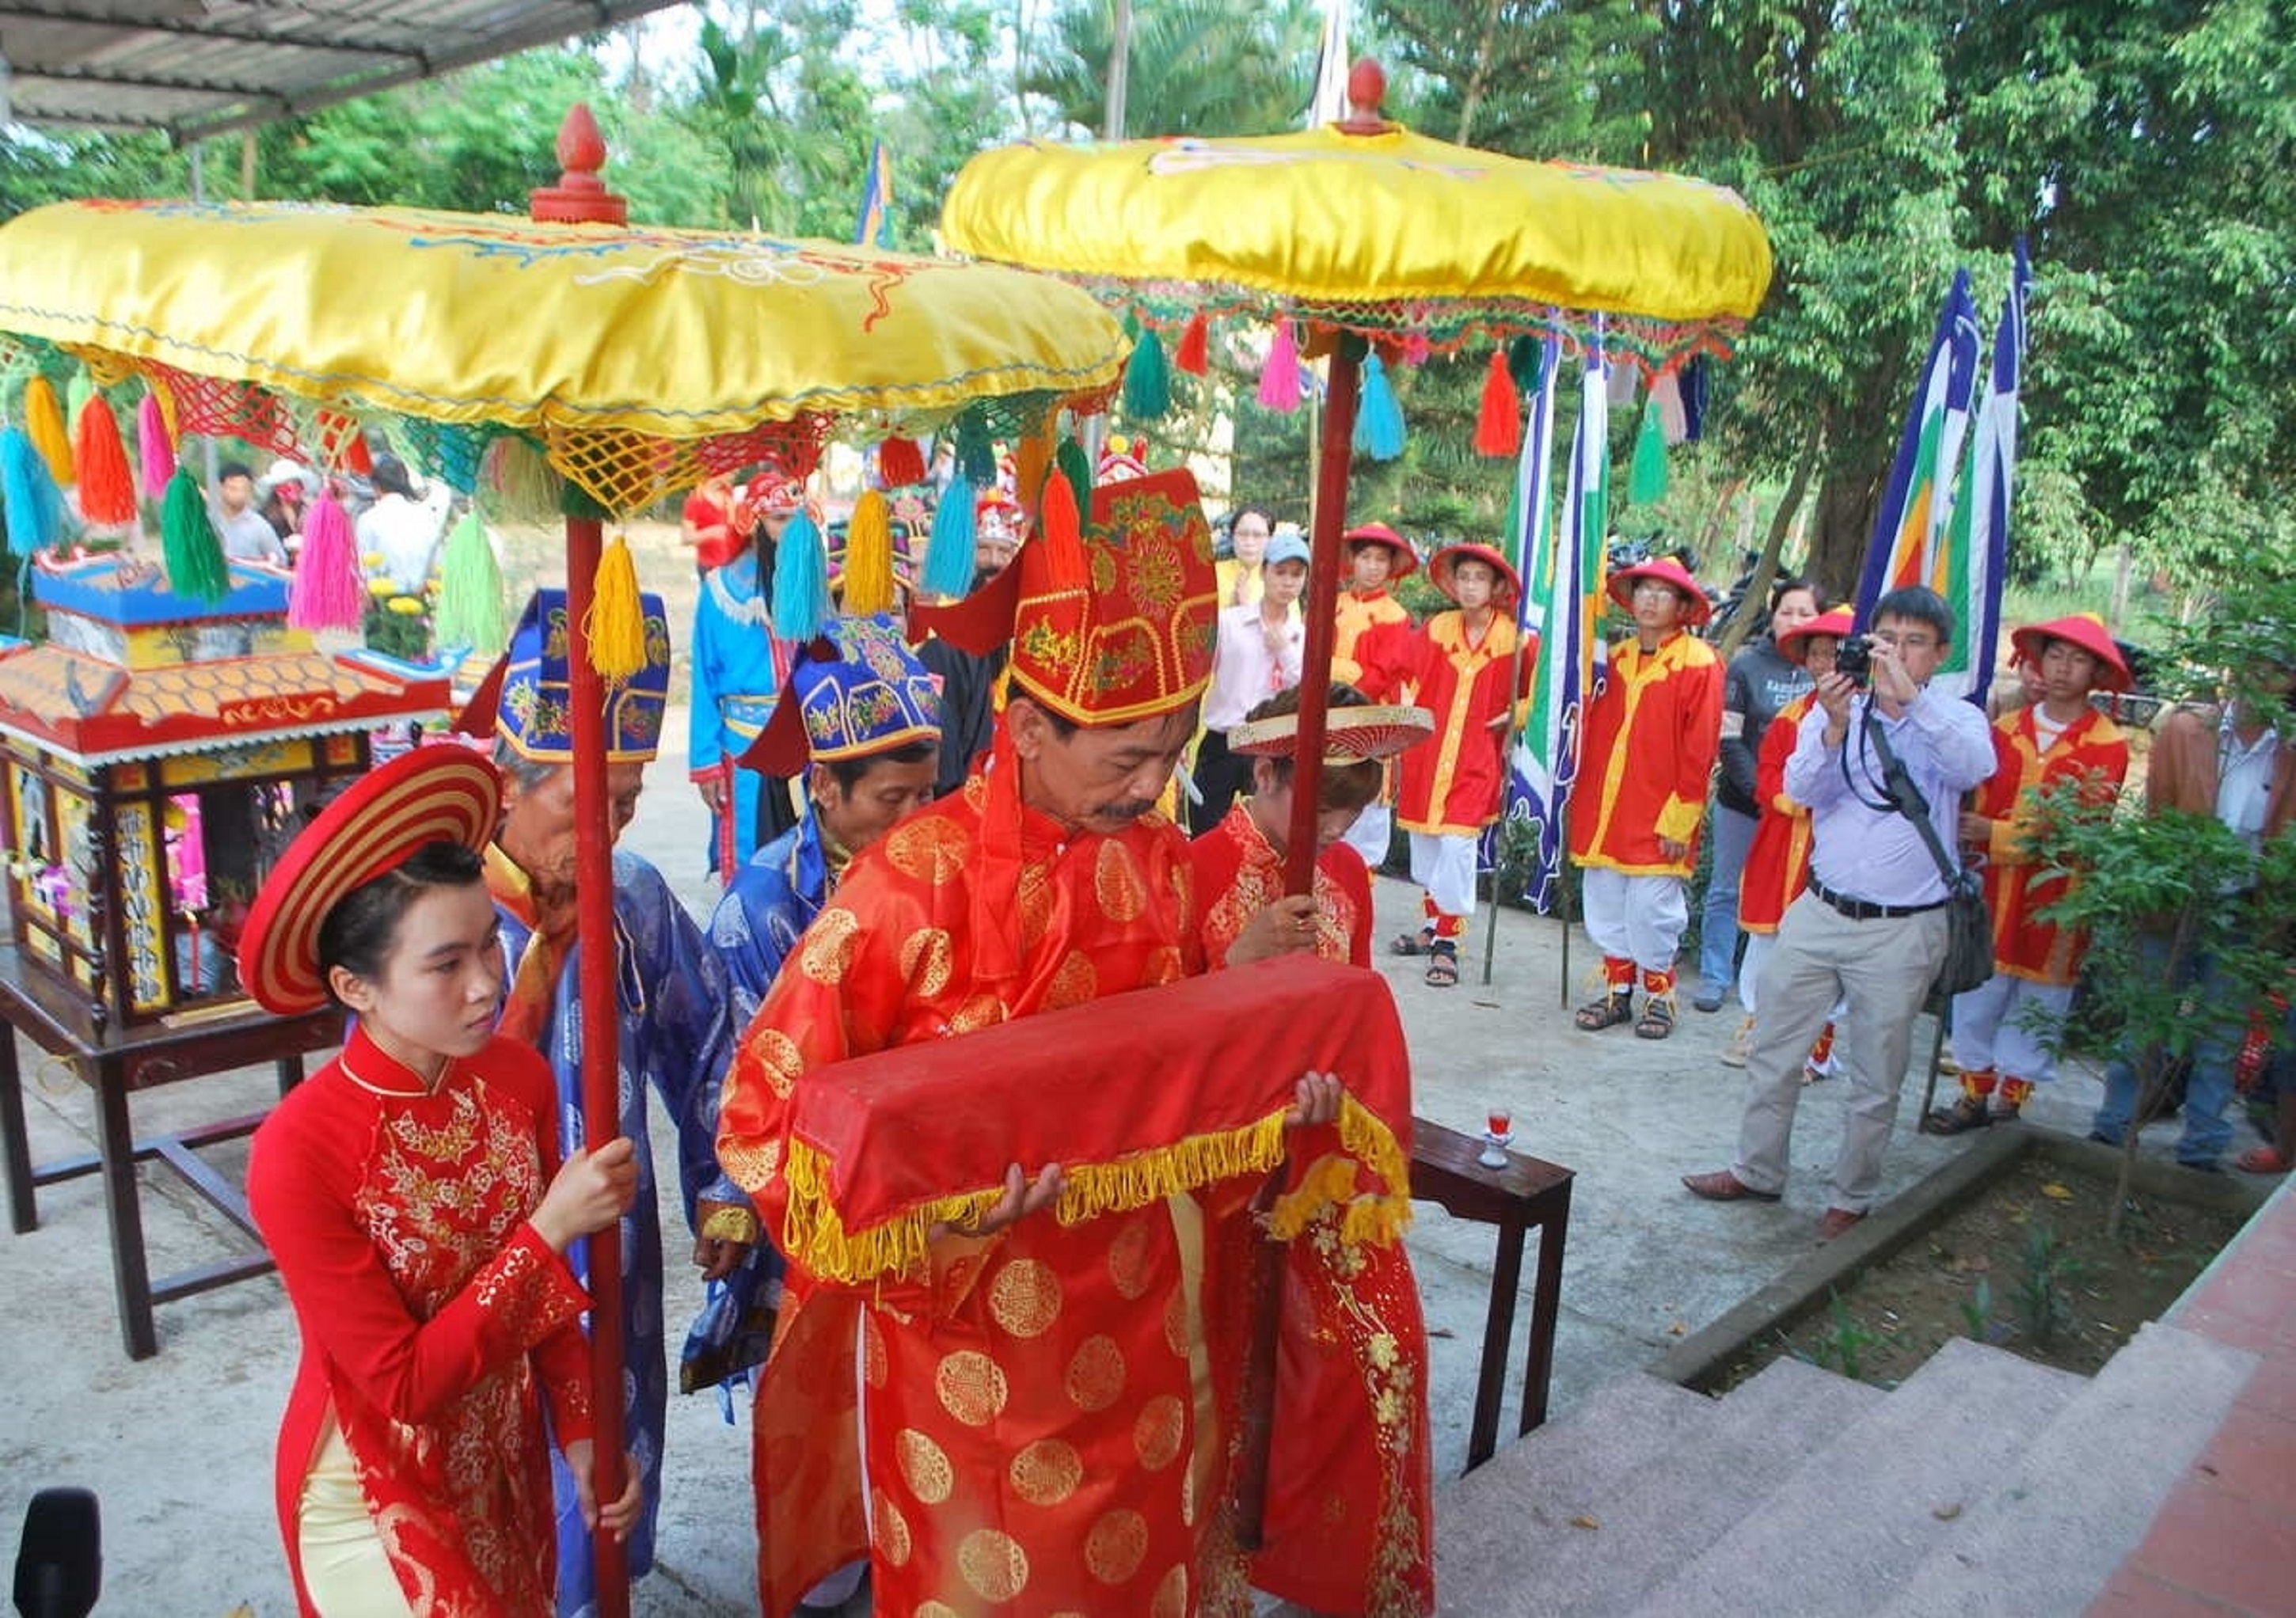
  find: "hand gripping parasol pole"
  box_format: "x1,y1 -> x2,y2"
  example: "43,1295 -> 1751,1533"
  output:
533,107 -> 633,1618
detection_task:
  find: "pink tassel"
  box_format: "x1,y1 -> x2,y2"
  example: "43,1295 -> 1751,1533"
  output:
137,393 -> 176,500
287,488 -> 364,632
1256,320 -> 1303,412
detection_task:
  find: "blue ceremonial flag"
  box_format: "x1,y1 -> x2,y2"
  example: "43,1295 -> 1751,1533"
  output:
854,140 -> 895,249
1853,270 -> 1983,626
1934,240 -> 2032,705
1508,334 -> 1607,913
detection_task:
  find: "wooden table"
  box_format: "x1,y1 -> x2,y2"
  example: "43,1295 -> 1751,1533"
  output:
1409,1118 -> 1576,1472
0,944 -> 343,1358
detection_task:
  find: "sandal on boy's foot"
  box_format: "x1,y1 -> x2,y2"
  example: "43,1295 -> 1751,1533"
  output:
1391,931 -> 1434,957
2236,1145 -> 2293,1175
1575,992 -> 1634,1031
1720,1019 -> 1754,1068
1922,1097 -> 1995,1136
1424,944 -> 1460,988
1633,997 -> 1677,1040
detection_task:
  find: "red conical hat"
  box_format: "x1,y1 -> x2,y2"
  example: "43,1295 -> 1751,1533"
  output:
2009,613 -> 2132,693
1777,608 -> 1856,667
1606,556 -> 1711,626
1428,541 -> 1521,609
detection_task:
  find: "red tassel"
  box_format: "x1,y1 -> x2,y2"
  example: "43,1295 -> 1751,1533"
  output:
1173,311 -> 1211,376
877,435 -> 926,488
73,397 -> 139,525
1039,465 -> 1086,591
1473,349 -> 1522,458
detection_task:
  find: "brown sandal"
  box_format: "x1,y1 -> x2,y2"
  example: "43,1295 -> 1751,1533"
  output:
1633,997 -> 1677,1039
1391,931 -> 1434,958
1575,992 -> 1633,1031
1424,943 -> 1459,987
1922,1097 -> 1994,1136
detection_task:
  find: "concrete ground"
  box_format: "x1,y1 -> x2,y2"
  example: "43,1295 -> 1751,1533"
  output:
0,704 -> 2222,1615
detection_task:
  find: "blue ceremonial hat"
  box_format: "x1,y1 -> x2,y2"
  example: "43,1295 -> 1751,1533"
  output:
741,613 -> 943,776
458,587 -> 673,764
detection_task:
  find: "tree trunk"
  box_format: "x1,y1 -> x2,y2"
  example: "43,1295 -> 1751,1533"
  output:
1454,0 -> 1506,146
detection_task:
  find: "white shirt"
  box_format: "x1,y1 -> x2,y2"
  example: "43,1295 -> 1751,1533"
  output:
2218,716 -> 2282,852
215,505 -> 286,565
1203,600 -> 1304,731
355,485 -> 454,594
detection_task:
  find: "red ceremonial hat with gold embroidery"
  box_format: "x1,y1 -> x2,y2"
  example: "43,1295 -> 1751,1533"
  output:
235,747 -> 503,1016
919,464 -> 1218,727
2010,612 -> 2132,693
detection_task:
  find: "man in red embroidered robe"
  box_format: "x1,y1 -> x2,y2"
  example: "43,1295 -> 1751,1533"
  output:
717,469 -> 1432,1618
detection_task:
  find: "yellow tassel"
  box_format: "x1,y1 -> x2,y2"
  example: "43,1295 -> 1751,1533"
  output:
1013,428 -> 1054,519
24,377 -> 74,486
585,532 -> 646,679
842,489 -> 896,615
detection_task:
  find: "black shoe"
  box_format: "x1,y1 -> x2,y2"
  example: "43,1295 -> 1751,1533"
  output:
1923,1098 -> 1995,1137
2086,1130 -> 2124,1148
1693,989 -> 1725,1013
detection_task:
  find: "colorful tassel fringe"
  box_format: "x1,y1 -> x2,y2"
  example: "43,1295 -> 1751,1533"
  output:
159,466 -> 230,602
1256,319 -> 1303,412
72,397 -> 139,526
842,489 -> 897,615
1,427 -> 67,555
24,377 -> 74,488
1123,327 -> 1172,421
287,488 -> 365,632
1473,349 -> 1522,458
1054,437 -> 1095,521
585,533 -> 648,678
770,510 -> 832,640
431,507 -> 507,655
1038,467 -> 1085,591
1352,354 -> 1407,461
1629,395 -> 1669,506
922,476 -> 977,600
953,412 -> 997,490
1173,310 -> 1211,376
876,436 -> 926,489
136,394 -> 176,501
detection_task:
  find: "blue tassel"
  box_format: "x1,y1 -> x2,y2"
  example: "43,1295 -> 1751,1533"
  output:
0,426 -> 66,555
1353,355 -> 1407,461
954,412 -> 997,490
1122,328 -> 1172,421
770,510 -> 831,640
923,475 -> 978,599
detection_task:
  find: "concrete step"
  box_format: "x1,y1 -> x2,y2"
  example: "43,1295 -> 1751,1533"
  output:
1435,1356 -> 1885,1616
1625,1336 -> 2084,1618
1882,1321 -> 2261,1617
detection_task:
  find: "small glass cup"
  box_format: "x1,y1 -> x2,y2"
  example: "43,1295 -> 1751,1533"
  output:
1480,1110 -> 1514,1169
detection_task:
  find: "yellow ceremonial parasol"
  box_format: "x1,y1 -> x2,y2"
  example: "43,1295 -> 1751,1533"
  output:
945,58 -> 1772,895
0,105 -> 1127,1618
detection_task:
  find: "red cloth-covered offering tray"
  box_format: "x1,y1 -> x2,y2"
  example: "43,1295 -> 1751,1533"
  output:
776,953 -> 1416,1283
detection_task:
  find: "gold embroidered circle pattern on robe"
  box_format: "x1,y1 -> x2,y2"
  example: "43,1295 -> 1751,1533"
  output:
958,1528 -> 1030,1603
799,907 -> 862,986
872,1487 -> 911,1567
915,1603 -> 958,1618
988,1258 -> 1062,1339
1150,1563 -> 1190,1618
934,1350 -> 1009,1426
1133,1394 -> 1184,1472
1009,1438 -> 1084,1506
716,1133 -> 781,1191
883,815 -> 970,885
895,1428 -> 955,1504
896,925 -> 955,997
1163,1287 -> 1192,1356
1095,841 -> 1147,921
747,1027 -> 804,1099
1065,1334 -> 1126,1411
1046,949 -> 1097,1009
1106,1219 -> 1154,1300
1086,1508 -> 1150,1585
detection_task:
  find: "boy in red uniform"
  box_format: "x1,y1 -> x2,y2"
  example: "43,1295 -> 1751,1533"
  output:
1333,522 -> 1417,870
1359,542 -> 1537,987
1925,613 -> 2133,1133
1568,556 -> 1724,1038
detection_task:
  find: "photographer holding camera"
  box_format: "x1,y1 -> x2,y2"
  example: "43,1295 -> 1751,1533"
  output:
1684,585 -> 1996,1239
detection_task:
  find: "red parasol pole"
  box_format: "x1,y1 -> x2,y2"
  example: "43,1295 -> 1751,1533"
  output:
1280,336 -> 1363,898
534,106 -> 632,1618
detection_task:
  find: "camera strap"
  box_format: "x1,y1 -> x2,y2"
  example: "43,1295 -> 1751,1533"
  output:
1860,707 -> 1975,895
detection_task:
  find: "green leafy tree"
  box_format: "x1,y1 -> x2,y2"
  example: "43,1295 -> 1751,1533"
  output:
1026,0 -> 1322,137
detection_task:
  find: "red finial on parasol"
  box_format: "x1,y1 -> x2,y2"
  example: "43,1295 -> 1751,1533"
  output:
530,104 -> 629,226
1337,58 -> 1390,135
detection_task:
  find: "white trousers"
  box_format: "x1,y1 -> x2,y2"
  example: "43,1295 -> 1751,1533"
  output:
1580,868 -> 1689,977
1343,801 -> 1392,871
1408,831 -> 1480,921
1948,972 -> 2073,1084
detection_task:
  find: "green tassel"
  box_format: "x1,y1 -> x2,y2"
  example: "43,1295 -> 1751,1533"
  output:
1122,328 -> 1172,421
159,466 -> 230,602
433,507 -> 507,658
1054,438 -> 1095,525
1629,396 -> 1668,506
953,411 -> 997,489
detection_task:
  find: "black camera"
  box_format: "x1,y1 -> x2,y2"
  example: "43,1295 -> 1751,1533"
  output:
1834,634 -> 1872,686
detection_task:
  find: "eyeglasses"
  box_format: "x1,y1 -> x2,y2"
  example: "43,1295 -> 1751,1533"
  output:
1869,630 -> 1939,651
1630,583 -> 1679,600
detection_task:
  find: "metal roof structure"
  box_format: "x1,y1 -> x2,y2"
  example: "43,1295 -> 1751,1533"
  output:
0,1 -> 686,145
